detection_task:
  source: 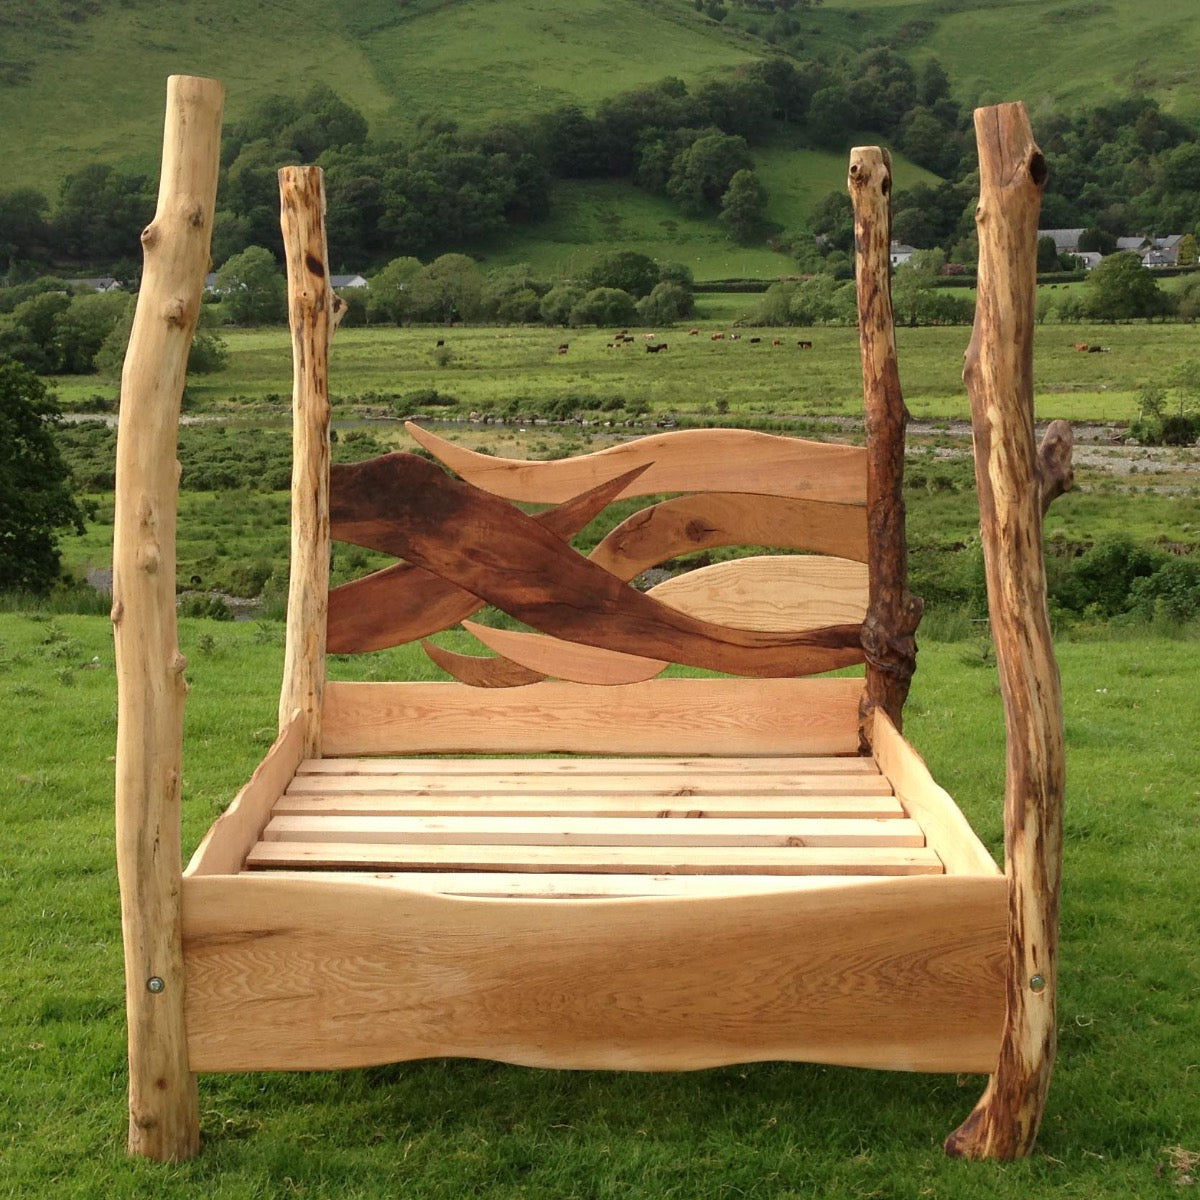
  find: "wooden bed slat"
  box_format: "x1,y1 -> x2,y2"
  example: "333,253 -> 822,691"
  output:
273,793 -> 907,820
261,814 -> 925,848
245,841 -> 943,875
284,771 -> 894,797
295,754 -> 883,776
245,870 -> 894,897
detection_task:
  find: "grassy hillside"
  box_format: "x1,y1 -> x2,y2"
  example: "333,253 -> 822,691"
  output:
0,0 -> 760,193
814,0 -> 1200,120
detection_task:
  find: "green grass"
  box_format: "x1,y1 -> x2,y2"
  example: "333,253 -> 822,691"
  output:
1,612 -> 1197,1195
47,319 -> 1200,422
0,0 -> 759,194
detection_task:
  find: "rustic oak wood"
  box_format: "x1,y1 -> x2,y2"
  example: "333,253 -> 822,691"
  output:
274,792 -> 907,820
331,453 -> 863,678
944,102 -> 1066,1163
277,167 -> 333,753
327,464 -> 645,654
869,709 -> 1000,876
259,813 -> 925,848
421,640 -> 547,687
245,869 -> 897,897
294,755 -> 882,776
182,874 -> 1006,1073
462,620 -> 668,685
184,712 -> 306,876
245,840 -> 942,874
589,493 -> 869,575
648,555 -> 868,632
112,74 -> 223,1164
320,678 -> 865,757
407,422 -> 868,504
849,146 -> 924,745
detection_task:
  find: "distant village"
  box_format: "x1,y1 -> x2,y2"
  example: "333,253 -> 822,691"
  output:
889,231 -> 1192,271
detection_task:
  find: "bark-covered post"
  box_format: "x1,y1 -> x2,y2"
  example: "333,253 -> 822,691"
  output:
112,74 -> 224,1162
848,146 -> 923,744
277,166 -> 333,755
945,102 -> 1067,1161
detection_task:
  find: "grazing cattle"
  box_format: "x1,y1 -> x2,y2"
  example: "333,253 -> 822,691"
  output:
436,339 -> 445,347
622,335 -> 636,343
772,338 -> 782,346
748,336 -> 762,344
729,333 -> 741,340
1088,345 -> 1107,353
645,342 -> 668,354
688,328 -> 700,336
557,343 -> 569,355
797,340 -> 813,349
1074,343 -> 1088,351
711,332 -> 725,341
643,332 -> 657,340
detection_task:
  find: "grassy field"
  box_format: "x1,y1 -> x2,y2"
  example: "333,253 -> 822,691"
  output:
1,612 -> 1196,1196
50,318 -> 1200,424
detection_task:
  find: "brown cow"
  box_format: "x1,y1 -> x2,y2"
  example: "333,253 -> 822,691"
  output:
711,332 -> 725,340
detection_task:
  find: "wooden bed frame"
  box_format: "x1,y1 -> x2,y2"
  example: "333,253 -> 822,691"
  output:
113,78 -> 1068,1163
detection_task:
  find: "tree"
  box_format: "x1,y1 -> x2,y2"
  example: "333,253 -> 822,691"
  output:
667,132 -> 753,215
1083,251 -> 1169,320
637,280 -> 693,324
216,246 -> 287,325
581,251 -> 660,299
1037,235 -> 1061,273
406,254 -> 485,324
1176,233 -> 1198,267
719,169 -> 770,243
367,256 -> 423,324
0,363 -> 84,592
568,287 -> 637,327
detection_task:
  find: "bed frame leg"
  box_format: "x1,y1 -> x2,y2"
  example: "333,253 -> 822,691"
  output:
848,146 -> 923,745
944,102 -> 1066,1161
112,75 -> 224,1162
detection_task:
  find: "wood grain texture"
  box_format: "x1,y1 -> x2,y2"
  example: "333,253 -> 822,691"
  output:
945,102 -> 1065,1163
242,870 -> 895,897
421,640 -> 546,687
589,493 -> 869,574
330,453 -> 863,678
327,465 -> 646,654
648,556 -> 868,632
320,678 -> 865,756
277,167 -> 333,754
406,422 -> 868,504
870,709 -> 999,876
461,620 -> 667,685
848,145 -> 924,745
245,841 -> 940,874
294,755 -> 883,777
182,873 -> 1005,1073
111,74 -> 223,1163
184,712 -> 306,877
274,793 -> 906,820
259,813 -> 924,848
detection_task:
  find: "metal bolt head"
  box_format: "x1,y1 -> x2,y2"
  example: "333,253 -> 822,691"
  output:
1029,974 -> 1046,994
146,976 -> 166,994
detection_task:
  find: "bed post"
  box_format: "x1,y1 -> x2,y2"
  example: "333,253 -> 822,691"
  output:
848,146 -> 923,745
277,166 -> 334,755
944,102 -> 1066,1160
112,74 -> 224,1161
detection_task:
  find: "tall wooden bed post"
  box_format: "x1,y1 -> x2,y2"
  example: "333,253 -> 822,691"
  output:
848,145 -> 923,743
277,165 -> 334,756
946,103 -> 1067,1158
112,75 -> 224,1162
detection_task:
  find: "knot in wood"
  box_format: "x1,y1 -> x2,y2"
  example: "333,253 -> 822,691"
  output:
165,299 -> 188,328
140,224 -> 159,248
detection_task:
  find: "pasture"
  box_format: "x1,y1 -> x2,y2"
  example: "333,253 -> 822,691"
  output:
50,319 -> 1200,424
0,612 -> 1196,1196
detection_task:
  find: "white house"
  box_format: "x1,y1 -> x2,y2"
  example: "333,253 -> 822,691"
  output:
889,242 -> 917,267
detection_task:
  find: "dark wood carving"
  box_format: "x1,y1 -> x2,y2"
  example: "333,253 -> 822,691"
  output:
330,453 -> 864,678
327,463 -> 647,653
